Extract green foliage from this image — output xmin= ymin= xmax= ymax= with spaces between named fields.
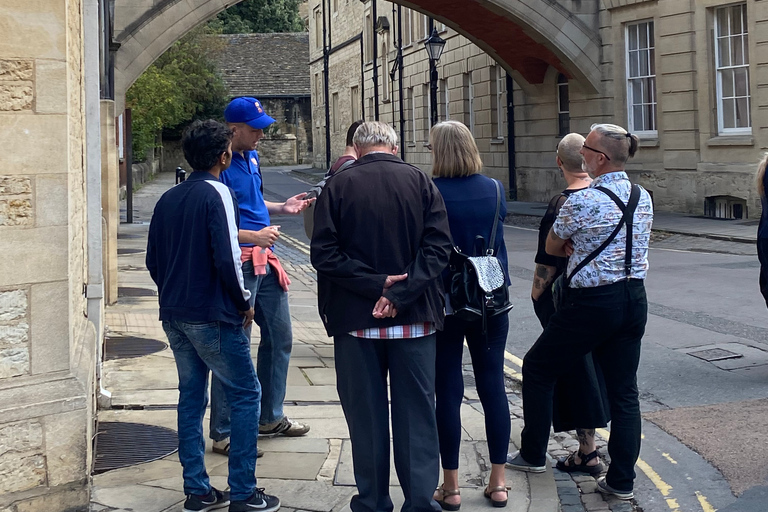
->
xmin=126 ymin=0 xmax=304 ymax=160
xmin=209 ymin=0 xmax=304 ymax=34
xmin=126 ymin=27 xmax=229 ymax=160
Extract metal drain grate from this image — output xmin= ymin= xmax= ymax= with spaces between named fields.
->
xmin=105 ymin=335 xmax=166 ymax=360
xmin=118 ymin=286 xmax=156 ymax=297
xmin=118 ymin=248 xmax=146 ymax=255
xmin=93 ymin=422 xmax=178 ymax=474
xmin=688 ymin=348 xmax=743 ymax=362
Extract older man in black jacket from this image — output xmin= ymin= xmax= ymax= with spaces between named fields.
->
xmin=311 ymin=121 xmax=452 ymax=512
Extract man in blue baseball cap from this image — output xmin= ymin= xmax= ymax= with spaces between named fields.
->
xmin=209 ymin=97 xmax=314 ymax=461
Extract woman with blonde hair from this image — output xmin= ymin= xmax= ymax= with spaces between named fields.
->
xmin=757 ymin=153 xmax=768 ymax=307
xmin=430 ymin=120 xmax=511 ymax=509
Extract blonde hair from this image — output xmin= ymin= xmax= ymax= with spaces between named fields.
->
xmin=430 ymin=121 xmax=483 ymax=178
xmin=757 ymin=153 xmax=768 ymax=197
xmin=557 ymin=133 xmax=586 ymax=172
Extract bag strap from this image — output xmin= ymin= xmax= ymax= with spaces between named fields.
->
xmin=564 ymin=185 xmax=640 ymax=285
xmin=487 ymin=179 xmax=502 ymax=255
xmin=335 ymin=158 xmax=356 ymax=175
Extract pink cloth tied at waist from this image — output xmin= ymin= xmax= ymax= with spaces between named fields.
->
xmin=240 ymin=246 xmax=291 ymax=292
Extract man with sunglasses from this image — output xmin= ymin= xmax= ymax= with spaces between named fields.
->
xmin=507 ymin=123 xmax=653 ymax=501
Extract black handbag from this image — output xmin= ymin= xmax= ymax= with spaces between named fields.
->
xmin=552 ymin=185 xmax=641 ymax=310
xmin=448 ymin=180 xmax=513 ymax=327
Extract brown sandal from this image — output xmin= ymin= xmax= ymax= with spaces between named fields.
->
xmin=484 ymin=486 xmax=508 ymax=508
xmin=435 ymin=485 xmax=461 ymax=511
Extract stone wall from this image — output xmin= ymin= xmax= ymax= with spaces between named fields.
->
xmin=310 ymin=0 xmax=768 ymax=216
xmin=259 ymin=134 xmax=300 ymax=166
xmin=0 ymin=0 xmax=92 ymax=509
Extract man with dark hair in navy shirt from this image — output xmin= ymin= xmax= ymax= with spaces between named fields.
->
xmin=146 ymin=119 xmax=280 ymax=512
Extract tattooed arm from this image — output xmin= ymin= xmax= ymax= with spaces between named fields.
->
xmin=531 ymin=263 xmax=557 ymax=300
xmin=545 ymin=227 xmax=569 ymax=257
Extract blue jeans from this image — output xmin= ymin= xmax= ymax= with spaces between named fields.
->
xmin=435 ymin=313 xmax=510 ymax=468
xmin=210 ymin=260 xmax=293 ymax=440
xmin=163 ymin=319 xmax=260 ymax=501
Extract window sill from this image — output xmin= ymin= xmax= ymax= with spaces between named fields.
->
xmin=706 ymin=135 xmax=754 ymax=147
xmin=638 ymin=138 xmax=659 ymax=148
xmin=407 ymin=143 xmax=417 ymax=148
xmin=490 ymin=138 xmax=505 ymax=145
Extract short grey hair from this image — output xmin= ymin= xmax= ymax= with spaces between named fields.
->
xmin=557 ymin=133 xmax=585 ymax=172
xmin=352 ymin=121 xmax=398 ymax=150
xmin=590 ymin=123 xmax=639 ymax=164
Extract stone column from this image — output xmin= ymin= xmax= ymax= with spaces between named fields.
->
xmin=0 ymin=0 xmax=93 ymax=509
xmin=101 ymin=100 xmax=119 ymax=305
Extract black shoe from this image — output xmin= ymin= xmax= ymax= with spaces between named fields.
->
xmin=229 ymin=488 xmax=281 ymax=512
xmin=183 ymin=488 xmax=229 ymax=512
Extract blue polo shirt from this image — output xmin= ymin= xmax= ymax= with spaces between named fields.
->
xmin=220 ymin=150 xmax=271 ymax=247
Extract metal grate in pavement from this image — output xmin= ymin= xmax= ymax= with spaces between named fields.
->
xmin=93 ymin=422 xmax=178 ymax=474
xmin=105 ymin=335 xmax=166 ymax=360
xmin=118 ymin=286 xmax=156 ymax=297
xmin=688 ymin=347 xmax=743 ymax=362
xmin=118 ymin=248 xmax=145 ymax=255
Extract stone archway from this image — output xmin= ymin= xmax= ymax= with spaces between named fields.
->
xmin=114 ymin=0 xmax=601 ymax=105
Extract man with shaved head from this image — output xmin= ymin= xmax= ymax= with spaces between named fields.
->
xmin=511 ymin=131 xmax=610 ymax=479
xmin=508 ymin=124 xmax=653 ymax=502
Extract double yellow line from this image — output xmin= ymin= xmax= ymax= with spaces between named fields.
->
xmin=503 ymin=351 xmax=717 ymax=512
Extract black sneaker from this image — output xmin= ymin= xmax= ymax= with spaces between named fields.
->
xmin=229 ymin=488 xmax=281 ymax=512
xmin=183 ymin=487 xmax=229 ymax=512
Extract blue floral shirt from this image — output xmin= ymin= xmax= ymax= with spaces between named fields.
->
xmin=552 ymin=172 xmax=653 ymax=288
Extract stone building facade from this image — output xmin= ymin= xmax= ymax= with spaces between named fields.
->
xmin=213 ymin=33 xmax=313 ymax=165
xmin=310 ymin=0 xmax=768 ymax=218
xmin=0 ymin=0 xmax=99 ymax=510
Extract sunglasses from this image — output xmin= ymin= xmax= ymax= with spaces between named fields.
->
xmin=582 ymin=144 xmax=611 ymax=161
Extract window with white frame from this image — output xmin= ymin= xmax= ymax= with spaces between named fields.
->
xmin=626 ymin=20 xmax=657 ymax=135
xmin=421 ymin=13 xmax=429 ymax=40
xmin=402 ymin=9 xmax=412 ymax=46
xmin=492 ymin=65 xmax=506 ymax=139
xmin=557 ymin=74 xmax=570 ymax=136
xmin=467 ymin=73 xmax=475 ymax=135
xmin=439 ymin=78 xmax=449 ymax=121
xmin=406 ymin=87 xmax=415 ymax=143
xmin=715 ymin=3 xmax=750 ymax=134
xmin=364 ymin=11 xmax=373 ymax=62
xmin=332 ymin=92 xmax=339 ymax=133
xmin=382 ymin=37 xmax=390 ymax=101
xmin=351 ymin=86 xmax=360 ymax=122
xmin=423 ymin=84 xmax=430 ymax=137
xmin=314 ymin=8 xmax=322 ymax=49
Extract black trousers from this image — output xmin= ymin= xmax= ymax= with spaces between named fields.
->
xmin=532 ymin=287 xmax=610 ymax=432
xmin=521 ymin=280 xmax=647 ymax=493
xmin=758 ymin=238 xmax=768 ymax=308
xmin=335 ymin=333 xmax=441 ymax=512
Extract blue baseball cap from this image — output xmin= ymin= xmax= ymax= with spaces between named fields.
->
xmin=224 ymin=97 xmax=276 ymax=129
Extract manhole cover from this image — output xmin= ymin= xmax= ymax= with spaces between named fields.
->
xmin=688 ymin=348 xmax=743 ymax=362
xmin=93 ymin=422 xmax=178 ymax=474
xmin=118 ymin=248 xmax=145 ymax=255
xmin=118 ymin=286 xmax=156 ymax=297
xmin=117 ymin=233 xmax=143 ymax=240
xmin=105 ymin=335 xmax=166 ymax=360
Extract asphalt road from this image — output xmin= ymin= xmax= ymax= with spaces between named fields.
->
xmin=262 ymin=165 xmax=768 ymax=512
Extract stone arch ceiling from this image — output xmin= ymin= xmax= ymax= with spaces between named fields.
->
xmin=114 ymin=0 xmax=600 ymax=102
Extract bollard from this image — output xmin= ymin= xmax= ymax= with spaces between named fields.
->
xmin=175 ymin=166 xmax=186 ymax=184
